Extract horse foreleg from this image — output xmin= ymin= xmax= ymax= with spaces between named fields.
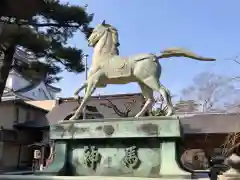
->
xmin=69 ymin=75 xmax=100 ymax=120
xmin=73 ymin=82 xmax=87 ymax=99
xmin=73 ymin=67 xmax=97 ymax=99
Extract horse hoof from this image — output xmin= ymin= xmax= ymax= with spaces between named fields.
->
xmin=135 ymin=114 xmax=141 ymax=118
xmin=69 ymin=116 xmax=77 ymax=121
xmin=73 ymin=95 xmax=80 ymax=101
xmin=166 ymin=108 xmax=174 ymax=116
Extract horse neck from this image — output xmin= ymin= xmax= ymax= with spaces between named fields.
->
xmin=92 ymin=31 xmax=118 ymax=65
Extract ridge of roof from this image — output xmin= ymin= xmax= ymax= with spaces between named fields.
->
xmin=46 ymin=84 xmax=61 ymax=92
xmin=59 ymin=93 xmax=143 ymax=102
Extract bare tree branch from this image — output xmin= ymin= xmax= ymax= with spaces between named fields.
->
xmin=233 ymin=59 xmax=240 ymax=65
xmin=100 ymin=99 xmax=136 ymax=117
xmin=151 ymin=95 xmax=175 ymax=116
xmin=181 ymin=72 xmax=240 ymax=112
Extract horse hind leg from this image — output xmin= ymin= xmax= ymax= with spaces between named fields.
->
xmin=141 ymin=77 xmax=174 ymax=116
xmin=135 ymin=82 xmax=154 ymax=118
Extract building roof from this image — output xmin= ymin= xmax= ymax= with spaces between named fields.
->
xmin=180 ymin=113 xmax=240 ymax=134
xmin=0 ymin=99 xmax=49 ymax=113
xmin=46 ymin=84 xmax=61 ymax=92
xmin=24 ymin=100 xmax=56 ymax=111
xmin=2 ymin=87 xmax=34 ymax=101
xmin=61 ymin=93 xmax=144 ymax=101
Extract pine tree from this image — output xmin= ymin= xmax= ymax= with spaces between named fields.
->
xmin=0 ymin=0 xmax=94 ymax=101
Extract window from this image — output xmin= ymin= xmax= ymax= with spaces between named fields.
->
xmin=14 ymin=107 xmax=19 ymax=123
xmin=193 ymin=155 xmax=199 ymax=161
xmin=26 ymin=111 xmax=31 ymax=121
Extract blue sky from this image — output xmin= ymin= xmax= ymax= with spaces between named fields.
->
xmin=56 ymin=0 xmax=240 ymax=99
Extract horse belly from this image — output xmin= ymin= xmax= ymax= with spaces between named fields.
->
xmin=104 ymin=76 xmax=135 ymax=84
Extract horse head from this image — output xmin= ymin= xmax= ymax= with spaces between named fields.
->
xmin=88 ymin=20 xmax=120 ymax=49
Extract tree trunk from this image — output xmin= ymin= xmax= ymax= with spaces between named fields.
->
xmin=0 ymin=46 xmax=15 ymax=102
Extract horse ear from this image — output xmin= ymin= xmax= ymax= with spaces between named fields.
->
xmin=102 ymin=20 xmax=106 ymax=25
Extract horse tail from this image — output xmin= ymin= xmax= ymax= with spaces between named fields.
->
xmin=156 ymin=48 xmax=216 ymax=61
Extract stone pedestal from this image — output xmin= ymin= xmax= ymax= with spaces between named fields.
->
xmin=38 ymin=116 xmax=191 ymax=179
xmin=0 ymin=116 xmax=192 ymax=179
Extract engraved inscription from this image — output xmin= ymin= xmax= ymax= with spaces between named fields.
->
xmin=83 ymin=146 xmax=101 ymax=170
xmin=122 ymin=146 xmax=140 ymax=169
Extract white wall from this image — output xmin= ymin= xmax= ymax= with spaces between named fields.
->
xmin=5 ymin=75 xmax=13 ymax=90
xmin=19 ymin=82 xmax=52 ymax=100
xmin=8 ymin=70 xmax=29 ymax=91
xmin=6 ymin=70 xmax=54 ymax=100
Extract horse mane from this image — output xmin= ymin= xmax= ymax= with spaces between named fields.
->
xmin=104 ymin=24 xmax=120 ymax=55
